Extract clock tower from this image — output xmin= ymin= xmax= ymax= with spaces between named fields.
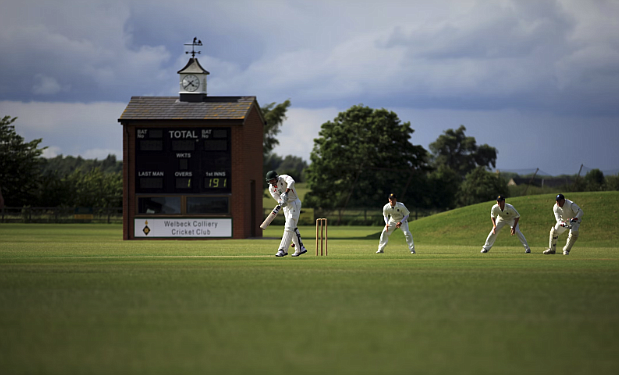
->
xmin=119 ymin=36 xmax=265 ymax=240
xmin=178 ymin=38 xmax=209 ymax=102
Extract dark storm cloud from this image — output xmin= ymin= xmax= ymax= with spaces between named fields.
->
xmin=2 ymin=0 xmax=618 ymax=115
xmin=0 ymin=0 xmax=618 ymax=173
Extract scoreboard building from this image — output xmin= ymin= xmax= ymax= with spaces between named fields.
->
xmin=118 ymin=48 xmax=264 ymax=240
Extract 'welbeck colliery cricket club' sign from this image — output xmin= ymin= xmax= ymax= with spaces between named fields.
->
xmin=134 ymin=218 xmax=232 ymax=238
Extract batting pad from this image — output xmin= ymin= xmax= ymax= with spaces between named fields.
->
xmin=292 ymin=227 xmax=305 ymax=249
xmin=565 ymin=232 xmax=579 ymax=252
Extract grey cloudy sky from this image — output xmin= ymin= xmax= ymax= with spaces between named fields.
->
xmin=1 ymin=0 xmax=618 ymax=175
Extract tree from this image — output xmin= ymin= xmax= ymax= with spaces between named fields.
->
xmin=261 ymin=100 xmax=291 ymax=157
xmin=64 ymin=168 xmax=122 ymax=207
xmin=0 ymin=115 xmax=46 ymax=207
xmin=426 ymin=165 xmax=461 ymax=210
xmin=304 ymin=105 xmax=429 ymax=209
xmin=429 ymin=125 xmax=498 ymax=178
xmin=264 ymin=153 xmax=308 ymax=182
xmin=606 ymin=174 xmax=619 ymax=191
xmin=261 ymin=100 xmax=293 ymax=188
xmin=584 ymin=169 xmax=605 ymax=191
xmin=458 ymin=167 xmax=508 ymax=206
xmin=35 ymin=171 xmax=69 ymax=207
xmin=41 ymin=154 xmax=122 ymax=177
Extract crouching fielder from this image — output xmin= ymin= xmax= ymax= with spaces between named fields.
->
xmin=544 ymin=194 xmax=583 ymax=255
xmin=481 ymin=195 xmax=531 ymax=254
xmin=266 ymin=171 xmax=307 ymax=257
xmin=377 ymin=194 xmax=415 ymax=254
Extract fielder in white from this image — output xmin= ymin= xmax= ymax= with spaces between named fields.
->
xmin=481 ymin=195 xmax=531 ymax=253
xmin=266 ymin=171 xmax=308 ymax=257
xmin=376 ymin=194 xmax=415 ymax=254
xmin=543 ymin=194 xmax=583 ymax=255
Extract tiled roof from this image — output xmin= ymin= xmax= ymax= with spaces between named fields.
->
xmin=177 ymin=58 xmax=210 ymax=75
xmin=118 ymin=96 xmax=257 ymax=121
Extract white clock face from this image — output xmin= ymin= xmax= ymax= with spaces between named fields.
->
xmin=182 ymin=75 xmax=200 ymax=92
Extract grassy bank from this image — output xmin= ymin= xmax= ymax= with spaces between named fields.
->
xmin=410 ymin=191 xmax=619 ymax=248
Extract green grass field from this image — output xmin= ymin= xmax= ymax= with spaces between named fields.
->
xmin=1 ymin=192 xmax=619 ymax=375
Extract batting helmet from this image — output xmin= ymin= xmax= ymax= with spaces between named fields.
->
xmin=265 ymin=170 xmax=278 ymax=181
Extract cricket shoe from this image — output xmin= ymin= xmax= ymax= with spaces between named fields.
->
xmin=543 ymin=248 xmax=556 ymax=254
xmin=376 ymin=249 xmax=384 ymax=254
xmin=525 ymin=248 xmax=531 ymax=254
xmin=275 ymin=249 xmax=288 ymax=257
xmin=480 ymin=248 xmax=489 ymax=253
xmin=291 ymin=247 xmax=308 ymax=257
xmin=563 ymin=250 xmax=570 ymax=255
xmin=410 ymin=248 xmax=416 ymax=254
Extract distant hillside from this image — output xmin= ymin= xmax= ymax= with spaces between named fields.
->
xmin=409 ymin=191 xmax=619 ymax=248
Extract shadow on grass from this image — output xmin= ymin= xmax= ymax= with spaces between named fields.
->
xmin=257 ymin=232 xmax=383 ymax=240
xmin=328 ymin=231 xmax=382 ymax=240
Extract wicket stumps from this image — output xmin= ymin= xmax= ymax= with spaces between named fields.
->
xmin=315 ymin=218 xmax=328 ymax=256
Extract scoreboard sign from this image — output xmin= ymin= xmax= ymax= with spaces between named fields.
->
xmin=134 ymin=218 xmax=232 ymax=238
xmin=135 ymin=127 xmax=231 ymax=194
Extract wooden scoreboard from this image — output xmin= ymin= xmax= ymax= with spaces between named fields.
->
xmin=134 ymin=127 xmax=232 ymax=196
xmin=118 ymin=58 xmax=264 ymax=240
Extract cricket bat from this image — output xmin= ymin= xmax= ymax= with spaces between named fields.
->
xmin=260 ymin=205 xmax=282 ymax=229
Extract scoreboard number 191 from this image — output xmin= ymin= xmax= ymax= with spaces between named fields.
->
xmin=205 ymin=177 xmax=227 ymax=188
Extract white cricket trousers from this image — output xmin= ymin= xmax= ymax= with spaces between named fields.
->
xmin=278 ymin=199 xmax=303 ymax=251
xmin=549 ymin=220 xmax=581 ymax=252
xmin=482 ymin=218 xmax=530 ymax=251
xmin=378 ymin=221 xmax=415 ymax=252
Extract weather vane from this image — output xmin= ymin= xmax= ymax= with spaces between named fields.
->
xmin=184 ymin=37 xmax=202 ymax=58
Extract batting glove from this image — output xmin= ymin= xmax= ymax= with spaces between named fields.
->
xmin=281 ymin=192 xmax=289 ymax=203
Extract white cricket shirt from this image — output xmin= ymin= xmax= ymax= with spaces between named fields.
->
xmin=491 ymin=203 xmax=520 ymax=221
xmin=553 ymin=199 xmax=583 ymax=223
xmin=382 ymin=202 xmax=410 ymax=224
xmin=269 ymin=174 xmax=299 ymax=202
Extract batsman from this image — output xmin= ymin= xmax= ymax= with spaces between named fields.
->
xmin=266 ymin=171 xmax=308 ymax=257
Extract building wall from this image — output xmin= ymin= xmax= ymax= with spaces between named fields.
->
xmin=230 ymin=125 xmax=244 ymax=238
xmin=244 ymin=105 xmax=265 ymax=238
xmin=230 ymin=104 xmax=264 ymax=238
xmin=122 ymin=125 xmax=135 ymax=240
